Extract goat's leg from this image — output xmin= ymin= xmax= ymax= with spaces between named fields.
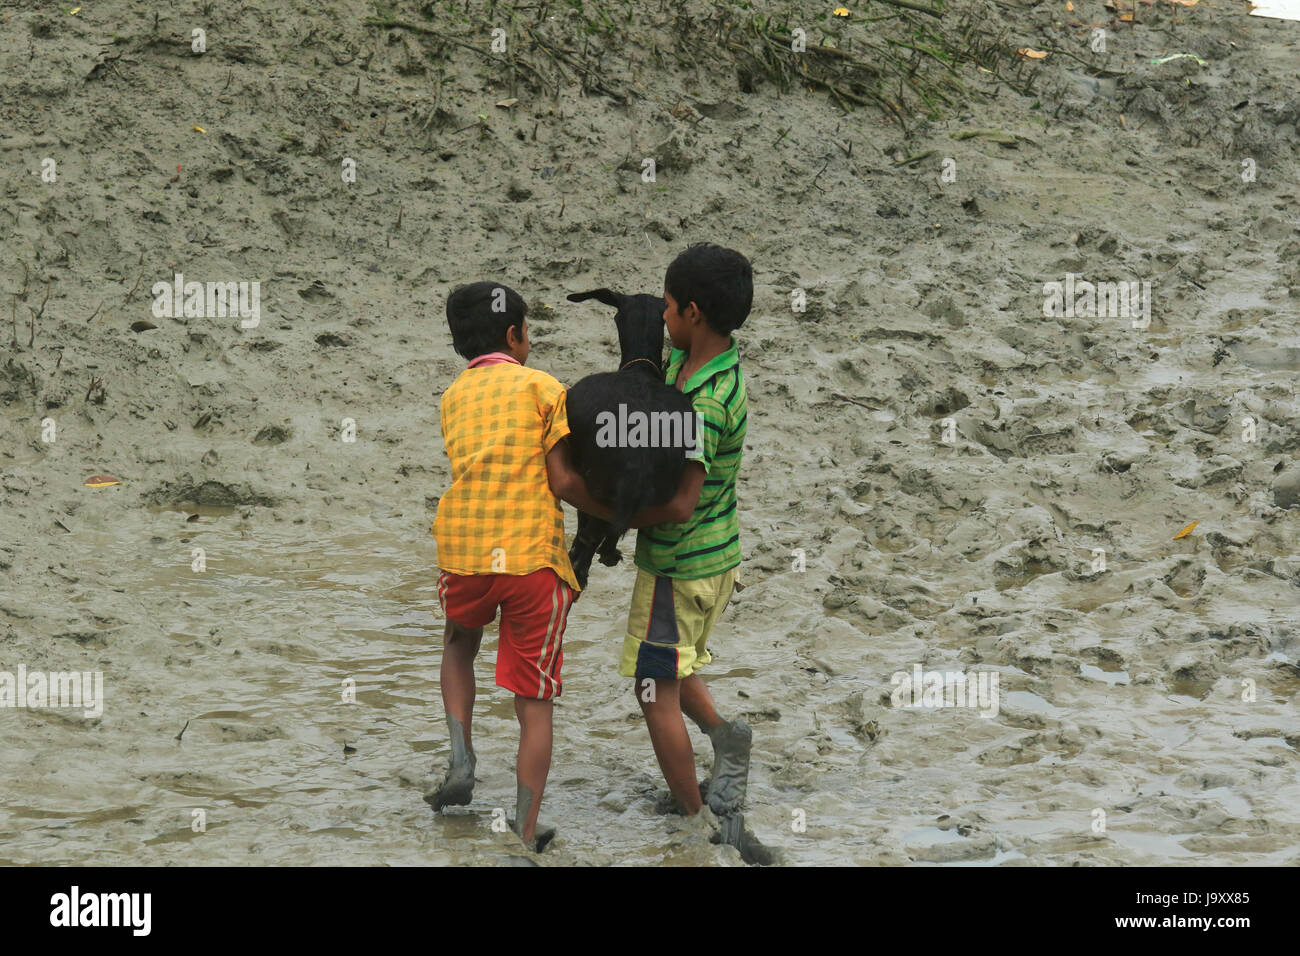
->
xmin=596 ymin=527 xmax=625 ymax=567
xmin=568 ymin=510 xmax=609 ymax=591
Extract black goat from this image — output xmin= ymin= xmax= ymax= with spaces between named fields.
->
xmin=564 ymin=289 xmax=696 ymax=590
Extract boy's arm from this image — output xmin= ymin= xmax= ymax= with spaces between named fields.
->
xmin=545 ymin=439 xmax=615 ymax=522
xmin=627 ymin=462 xmax=705 ymax=528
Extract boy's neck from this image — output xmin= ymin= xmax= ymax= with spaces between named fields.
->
xmin=679 ymin=329 xmax=731 ymax=383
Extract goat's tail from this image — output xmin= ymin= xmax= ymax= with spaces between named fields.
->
xmin=609 ymin=483 xmax=642 ymax=536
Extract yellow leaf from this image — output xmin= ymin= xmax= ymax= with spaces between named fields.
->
xmin=69 ymin=6 xmax=81 ymax=14
xmin=1173 ymin=521 xmax=1198 ymax=539
xmin=1066 ymin=0 xmax=1074 ymax=8
xmin=833 ymin=7 xmax=851 ymax=16
xmin=1018 ymin=48 xmax=1049 ymax=59
xmin=193 ymin=125 xmax=207 ymax=133
xmin=84 ymin=475 xmax=121 ymax=487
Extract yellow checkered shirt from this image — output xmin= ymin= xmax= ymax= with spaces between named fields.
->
xmin=432 ymin=363 xmax=580 ymax=591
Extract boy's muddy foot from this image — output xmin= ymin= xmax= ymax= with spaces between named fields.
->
xmin=706 ymin=719 xmax=752 ymax=816
xmin=426 ymin=715 xmax=475 ymax=811
xmin=509 ymin=818 xmax=557 ymax=853
xmin=670 ymin=805 xmax=720 ymax=840
xmin=424 ymin=751 xmax=476 ymax=811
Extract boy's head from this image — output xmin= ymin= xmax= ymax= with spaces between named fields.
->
xmin=663 ymin=244 xmax=752 ymax=349
xmin=446 ymin=281 xmax=529 ymax=363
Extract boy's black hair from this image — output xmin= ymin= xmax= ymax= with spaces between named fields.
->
xmin=445 ymin=281 xmax=527 ymax=360
xmin=664 ymin=243 xmax=753 ymax=336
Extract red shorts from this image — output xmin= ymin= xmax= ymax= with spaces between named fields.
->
xmin=436 ymin=567 xmax=575 ymax=700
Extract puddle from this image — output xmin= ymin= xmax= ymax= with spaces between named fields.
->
xmin=1002 ymin=691 xmax=1059 ymax=715
xmin=903 ymin=825 xmax=966 ymax=846
xmin=146 ymin=504 xmax=239 ymax=518
xmin=1166 ymin=679 xmax=1215 ymax=701
xmin=1199 ymin=787 xmax=1251 ymax=818
xmin=1080 ymin=663 xmax=1131 ymax=686
xmin=923 ymin=848 xmax=1026 ymax=867
xmin=1108 ymin=830 xmax=1197 ymax=859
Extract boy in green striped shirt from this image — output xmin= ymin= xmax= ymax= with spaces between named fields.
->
xmin=619 ymin=244 xmax=753 ymax=845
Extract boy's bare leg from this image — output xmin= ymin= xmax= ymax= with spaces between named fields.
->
xmin=509 ymin=696 xmax=556 ymax=851
xmin=426 ymin=619 xmax=482 ymax=810
xmin=680 ymin=673 xmax=723 ymax=732
xmin=637 ymin=678 xmax=704 ymax=815
xmin=680 ymin=674 xmax=752 ymax=817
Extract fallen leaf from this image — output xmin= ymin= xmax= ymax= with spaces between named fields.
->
xmin=1173 ymin=521 xmax=1198 ymax=539
xmin=84 ymin=475 xmax=121 ymax=487
xmin=1018 ymin=48 xmax=1049 ymax=58
xmin=495 ymin=98 xmax=519 ymax=108
xmin=193 ymin=125 xmax=207 ymax=133
xmin=1066 ymin=0 xmax=1074 ymax=8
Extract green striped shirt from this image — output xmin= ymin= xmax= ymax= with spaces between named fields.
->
xmin=635 ymin=338 xmax=746 ymax=579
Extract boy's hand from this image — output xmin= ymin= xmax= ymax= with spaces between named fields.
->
xmin=628 ymin=462 xmax=704 ymax=528
xmin=545 ymin=439 xmax=614 ymax=521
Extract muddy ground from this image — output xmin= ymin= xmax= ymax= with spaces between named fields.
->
xmin=1 ymin=0 xmax=1298 ymax=865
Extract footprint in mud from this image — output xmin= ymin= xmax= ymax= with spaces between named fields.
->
xmin=904 ymin=822 xmax=999 ymax=863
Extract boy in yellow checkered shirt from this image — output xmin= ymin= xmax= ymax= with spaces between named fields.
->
xmin=426 ymin=281 xmax=609 ymax=852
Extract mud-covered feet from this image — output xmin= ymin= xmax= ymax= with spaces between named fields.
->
xmin=424 ymin=751 xmax=476 ymax=811
xmin=706 ymin=719 xmax=752 ymax=816
xmin=509 ymin=818 xmax=557 ymax=853
xmin=670 ymin=805 xmax=720 ymax=840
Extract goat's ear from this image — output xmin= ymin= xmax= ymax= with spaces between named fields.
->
xmin=567 ymin=289 xmax=623 ymax=309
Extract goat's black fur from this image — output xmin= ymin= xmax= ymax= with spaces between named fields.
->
xmin=565 ymin=289 xmax=693 ymax=590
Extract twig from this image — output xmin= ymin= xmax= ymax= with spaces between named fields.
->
xmin=29 ymin=280 xmax=50 ymax=347
xmin=364 ymin=17 xmax=552 ymax=95
xmin=831 ymin=392 xmax=883 ymax=410
xmin=870 ymin=0 xmax=944 ymax=16
xmin=123 ymin=263 xmax=144 ymax=304
xmin=895 ymin=148 xmax=937 ymax=165
xmin=804 ymin=157 xmax=832 ymax=193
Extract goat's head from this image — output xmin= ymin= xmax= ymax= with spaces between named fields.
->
xmin=567 ymin=288 xmax=667 ymax=375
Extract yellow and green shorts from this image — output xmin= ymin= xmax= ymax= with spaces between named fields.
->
xmin=618 ymin=566 xmax=736 ymax=680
